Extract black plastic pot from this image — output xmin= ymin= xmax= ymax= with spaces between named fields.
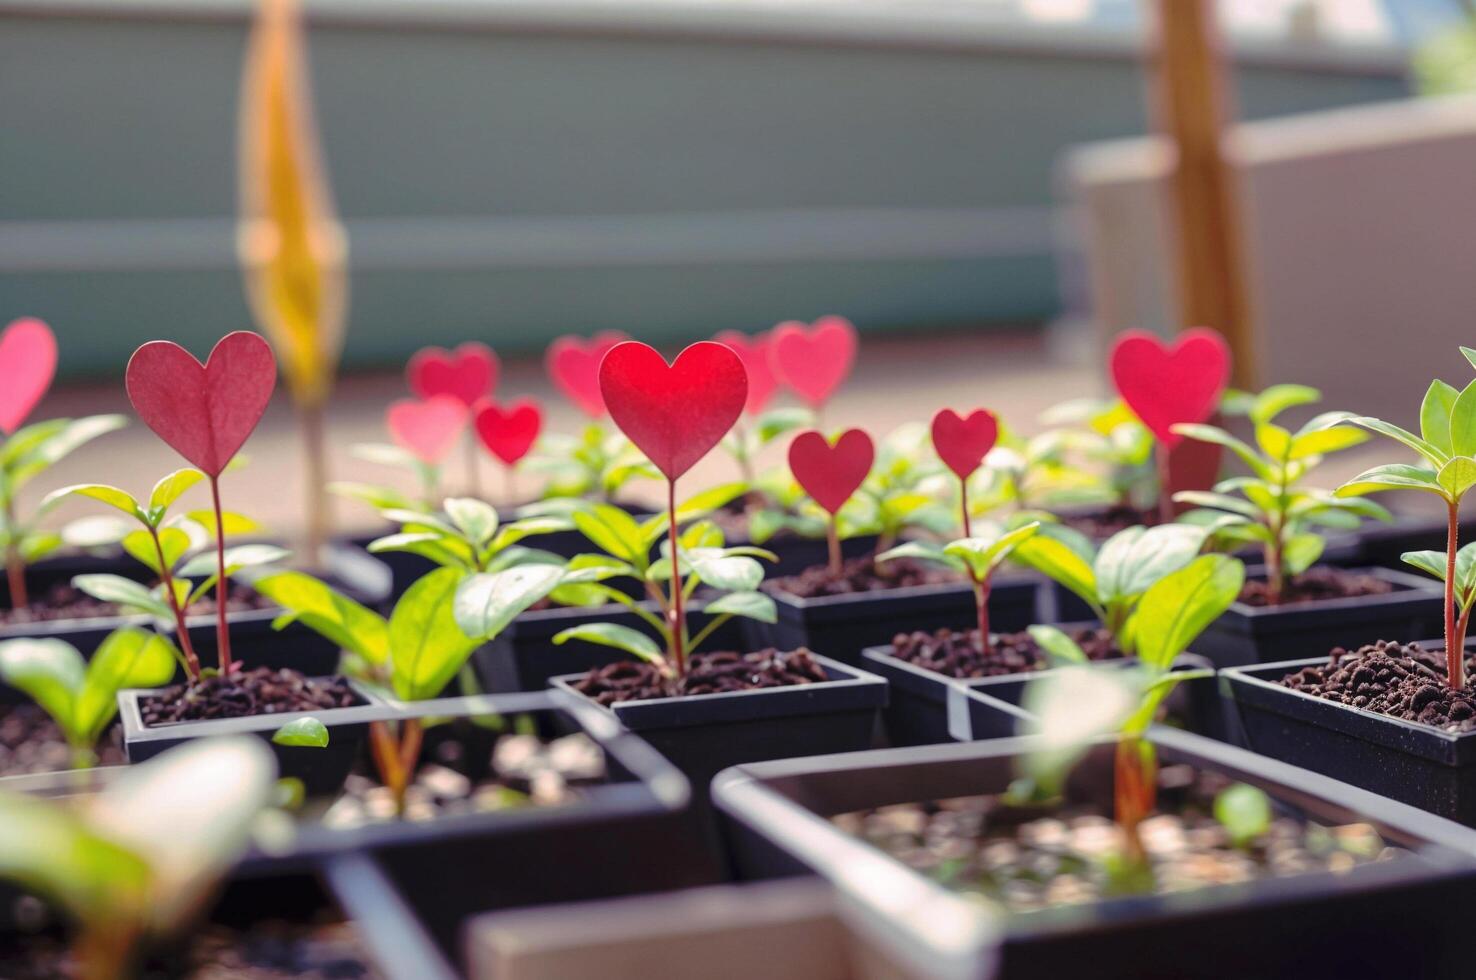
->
xmin=713 ymin=728 xmax=1476 ymax=980
xmin=750 ymin=531 xmax=879 ymax=579
xmin=742 ymin=574 xmax=1042 ymax=669
xmin=1191 ymin=565 xmax=1442 ymax=669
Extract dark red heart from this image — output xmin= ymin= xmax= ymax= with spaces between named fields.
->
xmin=126 ymin=331 xmax=277 ymax=476
xmin=931 ymin=408 xmax=998 ymax=480
xmin=474 ymin=398 xmax=543 ymax=466
xmin=599 ymin=341 xmax=748 ymax=481
xmin=407 ymin=342 xmax=498 ymax=407
xmin=546 ymin=331 xmax=630 ymax=418
xmin=770 ymin=316 xmax=857 ymax=409
xmin=387 ymin=395 xmax=468 ymax=465
xmin=789 ymin=428 xmax=874 ymax=515
xmin=714 ymin=329 xmax=778 ymax=415
xmin=1109 ymin=328 xmax=1230 ymax=448
xmin=0 ymin=318 xmax=57 ymax=435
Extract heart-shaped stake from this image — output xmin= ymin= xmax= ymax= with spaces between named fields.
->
xmin=407 ymin=342 xmax=499 ymax=495
xmin=0 ymin=318 xmax=57 ymax=435
xmin=789 ymin=428 xmax=874 ymax=574
xmin=546 ymin=331 xmax=631 ymax=418
xmin=713 ymin=329 xmax=779 ymax=416
xmin=388 ymin=395 xmax=468 ymax=467
xmin=770 ymin=316 xmax=857 ymax=413
xmin=126 ymin=331 xmax=278 ymax=674
xmin=931 ymin=408 xmax=999 ymax=537
xmin=474 ymin=398 xmax=543 ymax=500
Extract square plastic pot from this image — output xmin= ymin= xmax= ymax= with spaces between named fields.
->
xmin=713 ymin=728 xmax=1476 ymax=980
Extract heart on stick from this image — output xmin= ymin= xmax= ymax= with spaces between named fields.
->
xmin=931 ymin=408 xmax=998 ymax=480
xmin=1109 ymin=328 xmax=1230 ymax=448
xmin=0 ymin=318 xmax=58 ymax=435
xmin=714 ymin=329 xmax=778 ymax=415
xmin=126 ymin=331 xmax=277 ymax=476
xmin=387 ymin=395 xmax=468 ymax=465
xmin=546 ymin=331 xmax=631 ymax=418
xmin=599 ymin=341 xmax=748 ymax=481
xmin=408 ymin=342 xmax=499 ymax=407
xmin=789 ymin=428 xmax=874 ymax=515
xmin=770 ymin=316 xmax=857 ymax=409
xmin=474 ymin=398 xmax=543 ymax=466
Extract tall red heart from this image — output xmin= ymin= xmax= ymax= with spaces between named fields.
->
xmin=770 ymin=316 xmax=857 ymax=409
xmin=599 ymin=341 xmax=747 ymax=482
xmin=407 ymin=342 xmax=498 ymax=407
xmin=789 ymin=429 xmax=874 ymax=515
xmin=714 ymin=329 xmax=778 ymax=415
xmin=474 ymin=398 xmax=543 ymax=466
xmin=387 ymin=395 xmax=468 ymax=465
xmin=546 ymin=331 xmax=631 ymax=418
xmin=0 ymin=318 xmax=57 ymax=435
xmin=1109 ymin=328 xmax=1230 ymax=448
xmin=125 ymin=332 xmax=277 ymax=476
xmin=931 ymin=408 xmax=998 ymax=480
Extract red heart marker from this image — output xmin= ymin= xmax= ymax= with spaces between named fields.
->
xmin=387 ymin=395 xmax=468 ymax=465
xmin=0 ymin=318 xmax=57 ymax=435
xmin=546 ymin=331 xmax=631 ymax=418
xmin=714 ymin=329 xmax=778 ymax=415
xmin=1110 ymin=328 xmax=1230 ymax=448
xmin=599 ymin=341 xmax=748 ymax=481
xmin=474 ymin=398 xmax=543 ymax=466
xmin=931 ymin=408 xmax=999 ymax=480
xmin=407 ymin=342 xmax=498 ymax=407
xmin=789 ymin=428 xmax=874 ymax=514
xmin=770 ymin=316 xmax=857 ymax=409
xmin=126 ymin=331 xmax=277 ymax=476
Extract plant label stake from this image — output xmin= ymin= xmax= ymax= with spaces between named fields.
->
xmin=126 ymin=331 xmax=277 ymax=673
xmin=769 ymin=316 xmax=857 ymax=422
xmin=0 ymin=318 xmax=57 ymax=436
xmin=473 ymin=397 xmax=543 ymax=500
xmin=932 ymin=407 xmax=999 ymax=640
xmin=408 ymin=342 xmax=498 ymax=496
xmin=387 ymin=395 xmax=469 ymax=502
xmin=789 ymin=428 xmax=874 ymax=575
xmin=714 ymin=329 xmax=779 ymax=486
xmin=1109 ymin=328 xmax=1230 ymax=523
xmin=600 ymin=341 xmax=748 ymax=674
xmin=547 ymin=331 xmax=631 ymax=418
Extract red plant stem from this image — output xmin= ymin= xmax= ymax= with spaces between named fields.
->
xmin=827 ymin=514 xmax=842 ymax=577
xmin=959 ymin=476 xmax=973 ymax=539
xmin=504 ymin=463 xmax=516 ymax=504
xmin=3 ymin=494 xmax=26 ymax=610
xmin=666 ymin=478 xmax=687 ymax=677
xmin=1156 ymin=445 xmax=1174 ymax=526
xmin=208 ymin=475 xmax=233 ymax=674
xmin=1447 ymin=499 xmax=1464 ymax=691
xmin=148 ymin=526 xmax=201 ymax=681
xmin=466 ymin=432 xmax=480 ymax=499
xmin=1114 ymin=737 xmax=1155 ymax=863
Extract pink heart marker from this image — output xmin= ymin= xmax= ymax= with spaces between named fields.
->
xmin=713 ymin=329 xmax=779 ymax=415
xmin=0 ymin=318 xmax=58 ymax=435
xmin=387 ymin=395 xmax=468 ymax=465
xmin=407 ymin=342 xmax=499 ymax=407
xmin=546 ymin=331 xmax=631 ymax=418
xmin=599 ymin=341 xmax=748 ymax=481
xmin=1109 ymin=328 xmax=1230 ymax=448
xmin=770 ymin=316 xmax=857 ymax=409
xmin=474 ymin=398 xmax=543 ymax=466
xmin=789 ymin=428 xmax=874 ymax=514
xmin=931 ymin=409 xmax=999 ymax=481
xmin=126 ymin=331 xmax=277 ymax=476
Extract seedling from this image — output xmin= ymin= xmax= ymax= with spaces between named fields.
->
xmin=1332 ymin=348 xmax=1476 ymax=689
xmin=966 ymin=423 xmax=1113 ymax=517
xmin=1039 ymin=397 xmax=1157 ymax=512
xmin=1172 ymin=384 xmax=1386 ymax=604
xmin=408 ymin=342 xmax=498 ymax=495
xmin=367 ymin=497 xmax=570 ymax=575
xmin=0 ymin=629 xmax=176 ymax=768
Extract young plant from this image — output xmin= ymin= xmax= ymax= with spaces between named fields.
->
xmin=1172 ymin=384 xmax=1386 ymax=604
xmin=1039 ymin=397 xmax=1157 ymax=512
xmin=367 ymin=497 xmax=571 ymax=575
xmin=0 ymin=737 xmax=275 ymax=980
xmin=0 ymin=629 xmax=176 ymax=768
xmin=1332 ymin=348 xmax=1476 ymax=690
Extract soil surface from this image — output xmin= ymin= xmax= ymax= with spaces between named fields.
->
xmin=571 ymin=648 xmax=828 ymax=704
xmin=0 ymin=704 xmax=126 ymax=776
xmin=891 ymin=626 xmax=1120 ymax=680
xmin=834 ymin=765 xmax=1401 ymax=914
xmin=0 ymin=581 xmax=273 ymax=626
xmin=1238 ymin=566 xmax=1394 ymax=608
xmin=1280 ymin=641 xmax=1476 ymax=732
xmin=141 ymin=668 xmax=358 ymax=726
xmin=1056 ymin=504 xmax=1158 ymax=540
xmin=767 ymin=555 xmax=959 ymax=599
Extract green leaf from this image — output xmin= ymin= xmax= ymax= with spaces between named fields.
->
xmin=389 ymin=567 xmax=483 ymax=701
xmin=876 ymin=540 xmax=966 ymax=573
xmin=1249 ymin=384 xmax=1320 ymax=425
xmin=59 ymin=517 xmax=130 ymax=550
xmin=1169 ymin=490 xmax=1261 ymax=521
xmin=1287 ymin=425 xmax=1367 ymax=461
xmin=74 ymin=628 xmax=176 ymax=743
xmin=944 ymin=522 xmax=1041 ymax=582
xmin=250 ymin=571 xmax=390 ymax=664
xmin=1345 ymin=416 xmax=1449 ymax=467
xmin=1017 ymin=667 xmax=1140 ymax=798
xmin=1026 ymin=625 xmax=1088 ymax=666
xmin=148 ymin=469 xmax=205 ymax=514
xmin=1438 ymin=456 xmax=1476 ymax=500
xmin=1254 ymin=423 xmax=1291 ymax=462
xmin=1010 ymin=525 xmax=1098 ymax=609
xmin=71 ymin=574 xmax=171 ymax=619
xmin=0 ymin=638 xmax=84 ymax=736
xmin=1132 ymin=555 xmax=1245 ymax=671
xmin=1463 ymin=347 xmax=1476 ymax=372
xmin=1421 ymin=380 xmax=1460 ymax=456
xmin=7 ymin=415 xmax=127 ymax=490
xmin=1215 ymin=783 xmax=1272 ymax=848
xmin=444 ymin=498 xmax=499 ymax=546
xmin=19 ymin=531 xmax=64 ymax=563
xmin=42 ymin=483 xmax=140 ymax=520
xmin=1169 ymin=424 xmax=1270 ymax=479
xmin=755 ymin=408 xmax=812 ymax=443
xmin=368 ymin=532 xmax=471 ymax=570
xmin=1281 ymin=533 xmax=1325 ymax=576
xmin=553 ymin=622 xmax=664 ymax=664
xmin=685 ymin=550 xmax=764 ymax=592
xmin=184 ymin=511 xmax=262 ymax=538
xmin=673 ymin=483 xmax=747 ymax=522
xmin=1336 ymin=463 xmax=1446 ymax=499
xmin=1093 ymin=524 xmax=1207 ymax=605
xmin=272 ymin=717 xmax=329 ymax=748
xmin=699 ymin=591 xmax=776 ymax=624
xmin=1452 ymin=378 xmax=1476 ymax=459
xmin=177 ymin=544 xmax=289 ymax=580
xmin=574 ymin=505 xmax=647 ymax=563
xmin=454 ymin=564 xmax=565 ymax=642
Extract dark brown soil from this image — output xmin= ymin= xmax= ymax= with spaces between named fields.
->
xmin=1239 ymin=566 xmax=1394 ymax=608
xmin=141 ymin=668 xmax=358 ymax=726
xmin=571 ymin=648 xmax=828 ymax=705
xmin=0 ymin=704 xmax=126 ymax=776
xmin=1056 ymin=504 xmax=1158 ymax=540
xmin=1280 ymin=640 xmax=1476 ymax=732
xmin=767 ymin=555 xmax=958 ymax=599
xmin=891 ymin=626 xmax=1121 ymax=680
xmin=0 ymin=581 xmax=273 ymax=626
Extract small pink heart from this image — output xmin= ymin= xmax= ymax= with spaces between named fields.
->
xmin=714 ymin=329 xmax=779 ymax=415
xmin=931 ymin=409 xmax=999 ymax=481
xmin=474 ymin=398 xmax=543 ymax=466
xmin=546 ymin=331 xmax=631 ymax=417
xmin=789 ymin=428 xmax=874 ymax=514
xmin=126 ymin=332 xmax=277 ymax=476
xmin=599 ymin=341 xmax=748 ymax=481
xmin=1110 ymin=328 xmax=1230 ymax=448
xmin=0 ymin=318 xmax=57 ymax=435
xmin=387 ymin=395 xmax=468 ymax=465
xmin=407 ymin=342 xmax=499 ymax=407
xmin=770 ymin=316 xmax=857 ymax=409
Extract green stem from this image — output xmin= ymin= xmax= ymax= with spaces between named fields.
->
xmin=1447 ymin=498 xmax=1464 ymax=690
xmin=148 ymin=525 xmax=201 ymax=681
xmin=687 ymin=612 xmax=732 ymax=655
